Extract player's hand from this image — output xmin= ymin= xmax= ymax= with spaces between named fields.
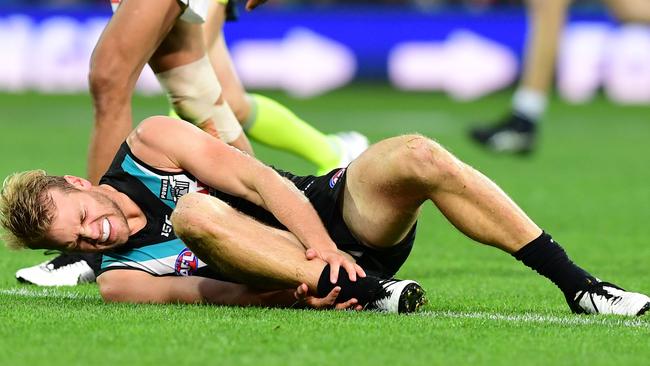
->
xmin=305 ymin=248 xmax=366 ymax=283
xmin=294 ymin=283 xmax=362 ymax=310
xmin=245 ymin=0 xmax=267 ymax=10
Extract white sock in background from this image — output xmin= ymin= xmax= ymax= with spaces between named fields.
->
xmin=512 ymin=88 xmax=547 ymax=122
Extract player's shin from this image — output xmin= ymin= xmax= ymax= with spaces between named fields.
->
xmin=155 ymin=56 xmax=244 ymax=145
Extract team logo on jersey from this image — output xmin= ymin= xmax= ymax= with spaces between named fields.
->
xmin=329 ymin=168 xmax=346 ymax=188
xmin=174 ymin=248 xmax=199 ymax=276
xmin=160 ymin=176 xmax=191 ymax=203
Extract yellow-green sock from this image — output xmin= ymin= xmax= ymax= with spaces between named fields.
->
xmin=169 ymin=109 xmax=181 ymax=120
xmin=244 ymin=94 xmax=342 ymax=174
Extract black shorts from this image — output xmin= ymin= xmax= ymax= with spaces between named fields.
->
xmin=225 ymin=0 xmax=239 ymax=22
xmin=214 ymin=168 xmax=416 ymax=278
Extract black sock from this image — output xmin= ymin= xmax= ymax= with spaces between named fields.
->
xmin=317 ymin=265 xmax=382 ymax=306
xmin=513 ymin=232 xmax=596 ymax=298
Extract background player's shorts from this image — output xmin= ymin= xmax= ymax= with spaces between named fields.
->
xmin=224 ymin=0 xmax=239 ymax=22
xmin=110 ymin=0 xmax=211 ymax=24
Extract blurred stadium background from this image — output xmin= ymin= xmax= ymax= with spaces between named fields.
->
xmin=1 ymin=0 xmax=650 ymax=103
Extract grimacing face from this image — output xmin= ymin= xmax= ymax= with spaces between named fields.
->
xmin=43 ymin=187 xmax=130 ymax=252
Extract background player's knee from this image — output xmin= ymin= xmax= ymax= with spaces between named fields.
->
xmin=88 ymin=55 xmax=130 ymax=119
xmin=156 ymin=56 xmax=243 ymax=142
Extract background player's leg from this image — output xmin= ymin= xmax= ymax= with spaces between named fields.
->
xmin=87 ymin=0 xmax=182 ymax=184
xmin=469 ymin=0 xmax=570 ymax=154
xmin=605 ymin=0 xmax=650 ymax=22
xmin=518 ymin=0 xmax=570 ymax=102
xmin=343 ymin=135 xmax=540 ymax=252
xmin=151 ymin=19 xmax=253 ymax=154
xmin=201 ymin=1 xmax=363 ymax=173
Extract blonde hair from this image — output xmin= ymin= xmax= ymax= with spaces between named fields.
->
xmin=0 ymin=170 xmax=75 ymax=250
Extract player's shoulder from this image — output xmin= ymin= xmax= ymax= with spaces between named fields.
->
xmin=135 ymin=116 xmax=191 ymax=138
xmin=131 ymin=116 xmax=199 ymax=147
xmin=127 ymin=116 xmax=197 ymax=167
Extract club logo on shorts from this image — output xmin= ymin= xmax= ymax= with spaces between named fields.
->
xmin=329 ymin=168 xmax=346 ymax=188
xmin=174 ymin=248 xmax=199 ymax=276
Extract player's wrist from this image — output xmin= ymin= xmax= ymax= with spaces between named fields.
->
xmin=312 ymin=243 xmax=338 ymax=256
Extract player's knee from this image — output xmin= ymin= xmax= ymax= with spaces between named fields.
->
xmin=88 ymin=58 xmax=126 ymax=101
xmin=397 ymin=134 xmax=462 ymax=183
xmin=171 ymin=193 xmax=206 ymax=238
xmin=172 ymin=193 xmax=231 ymax=242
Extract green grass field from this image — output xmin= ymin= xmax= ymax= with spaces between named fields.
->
xmin=1 ymin=86 xmax=649 ymax=365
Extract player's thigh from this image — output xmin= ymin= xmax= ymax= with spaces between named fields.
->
xmin=92 ymin=0 xmax=181 ymax=73
xmin=149 ymin=20 xmax=206 ymax=73
xmin=342 ymin=136 xmax=424 ymax=248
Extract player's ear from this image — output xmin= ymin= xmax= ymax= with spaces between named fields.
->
xmin=63 ymin=175 xmax=92 ymax=190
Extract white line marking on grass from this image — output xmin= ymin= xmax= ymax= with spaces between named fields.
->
xmin=419 ymin=310 xmax=649 ymax=328
xmin=1 ymin=288 xmax=647 ymax=328
xmin=0 ymin=288 xmax=99 ymax=300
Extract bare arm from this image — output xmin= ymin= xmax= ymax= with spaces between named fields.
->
xmin=97 ymin=270 xmax=359 ymax=309
xmin=129 ymin=117 xmax=364 ymax=282
xmin=97 ymin=269 xmax=296 ymax=306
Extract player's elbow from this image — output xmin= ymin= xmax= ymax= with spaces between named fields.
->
xmin=97 ymin=274 xmax=127 ymax=303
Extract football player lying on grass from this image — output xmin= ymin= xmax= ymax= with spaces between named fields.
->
xmin=2 ymin=116 xmax=649 ymax=315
